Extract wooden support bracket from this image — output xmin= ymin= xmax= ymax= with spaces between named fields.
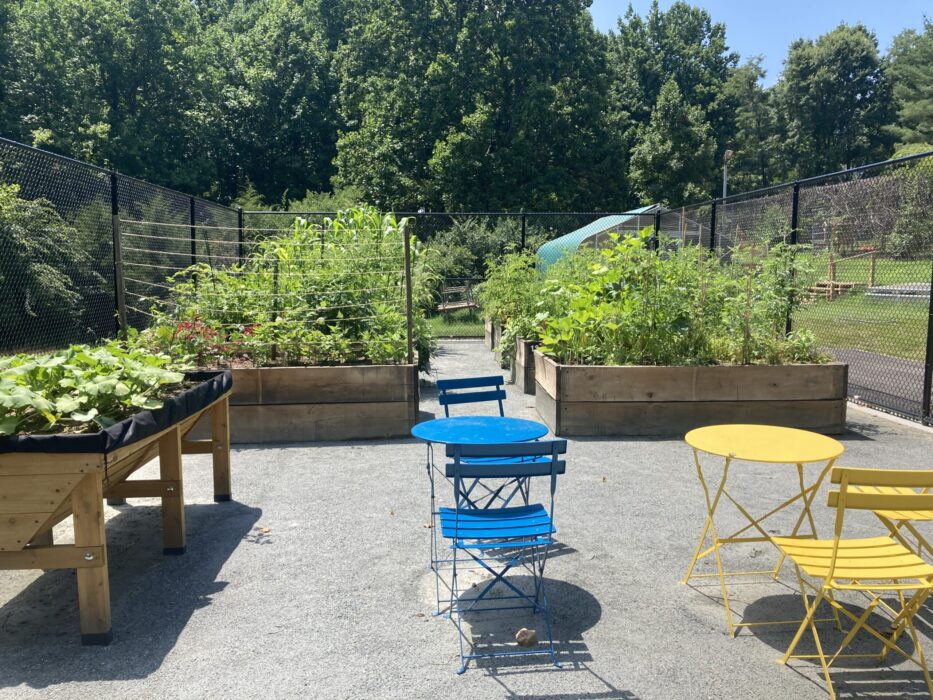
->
xmin=105 ymin=480 xmax=181 ymax=499
xmin=0 ymin=545 xmax=105 ymax=570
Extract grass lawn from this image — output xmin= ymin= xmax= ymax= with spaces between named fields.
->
xmin=426 ymin=307 xmax=484 ymax=337
xmin=798 ymin=252 xmax=931 ymax=286
xmin=794 ymin=291 xmax=929 ymax=361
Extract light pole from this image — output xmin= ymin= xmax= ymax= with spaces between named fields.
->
xmin=722 ymin=149 xmax=734 ymax=200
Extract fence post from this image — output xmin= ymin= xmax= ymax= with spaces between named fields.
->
xmin=403 ymin=225 xmax=414 ymax=366
xmin=922 ymin=255 xmax=933 ymax=425
xmin=110 ymin=173 xmax=127 ymax=334
xmin=520 ymin=211 xmax=527 ymax=250
xmin=652 ymin=209 xmax=661 ymax=250
xmin=237 ymin=207 xmax=244 ymax=262
xmin=189 ymin=196 xmax=197 ymax=288
xmin=709 ymin=200 xmax=717 ymax=251
xmin=790 ymin=182 xmax=800 ymax=245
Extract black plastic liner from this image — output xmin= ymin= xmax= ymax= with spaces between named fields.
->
xmin=0 ymin=370 xmax=232 ymax=455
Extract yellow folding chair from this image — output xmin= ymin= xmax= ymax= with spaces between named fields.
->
xmin=848 ymin=484 xmax=933 ymax=560
xmin=771 ymin=467 xmax=933 ymax=699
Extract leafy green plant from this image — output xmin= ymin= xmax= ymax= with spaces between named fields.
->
xmin=485 ymin=228 xmax=825 ymax=367
xmin=0 ymin=337 xmax=188 ymax=436
xmin=135 ymin=208 xmax=435 ymax=370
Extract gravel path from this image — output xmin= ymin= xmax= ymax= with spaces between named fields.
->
xmin=2 ymin=340 xmax=933 ymax=698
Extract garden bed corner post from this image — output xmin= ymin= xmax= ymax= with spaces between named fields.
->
xmin=72 ymin=472 xmax=112 ymax=645
xmin=211 ymin=396 xmax=232 ymax=501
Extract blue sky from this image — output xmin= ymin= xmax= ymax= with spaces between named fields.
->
xmin=588 ymin=0 xmax=930 ymax=85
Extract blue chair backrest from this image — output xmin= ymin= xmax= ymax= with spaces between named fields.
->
xmin=446 ymin=441 xmax=567 ymax=515
xmin=436 ymin=375 xmax=506 ymax=417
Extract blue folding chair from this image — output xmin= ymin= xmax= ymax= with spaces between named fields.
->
xmin=437 ymin=376 xmax=506 ymax=417
xmin=441 ymin=440 xmax=567 ymax=674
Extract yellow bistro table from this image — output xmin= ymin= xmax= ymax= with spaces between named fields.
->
xmin=683 ymin=424 xmax=845 ymax=636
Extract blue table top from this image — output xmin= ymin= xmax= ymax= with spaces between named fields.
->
xmin=411 ymin=416 xmax=548 ymax=444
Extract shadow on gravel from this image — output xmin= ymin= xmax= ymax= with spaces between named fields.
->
xmin=0 ymin=501 xmax=261 ymax=689
xmin=745 ymin=593 xmax=933 ymax=699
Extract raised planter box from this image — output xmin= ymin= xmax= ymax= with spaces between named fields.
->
xmin=534 ymin=351 xmax=847 ymax=436
xmin=511 ymin=338 xmax=537 ymax=395
xmin=484 ymin=318 xmax=503 ymax=351
xmin=191 ymin=364 xmax=418 ymax=443
xmin=0 ymin=371 xmax=233 ymax=645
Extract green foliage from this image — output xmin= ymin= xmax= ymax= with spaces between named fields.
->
xmin=775 ymin=23 xmax=896 ymax=176
xmin=629 ymin=80 xmax=717 ymax=204
xmin=486 ymin=229 xmax=824 ymax=367
xmin=887 ymin=20 xmax=933 ymax=148
xmin=0 ymin=338 xmax=187 ymax=436
xmin=135 ymin=208 xmax=435 ymax=370
xmin=0 ymin=184 xmax=105 ymax=349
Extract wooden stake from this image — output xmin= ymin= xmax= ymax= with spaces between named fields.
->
xmin=72 ymin=473 xmax=111 ymax=645
xmin=159 ymin=426 xmax=185 ymax=555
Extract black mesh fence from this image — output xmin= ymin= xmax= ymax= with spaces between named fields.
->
xmin=4 ymin=136 xmax=931 ymax=423
xmin=0 ymin=138 xmax=115 ymax=353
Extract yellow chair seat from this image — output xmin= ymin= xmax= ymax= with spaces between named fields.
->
xmin=849 ymin=485 xmax=933 ymax=521
xmin=772 ymin=535 xmax=933 ymax=583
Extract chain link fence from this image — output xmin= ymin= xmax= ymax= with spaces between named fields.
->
xmin=659 ymin=152 xmax=933 ymax=424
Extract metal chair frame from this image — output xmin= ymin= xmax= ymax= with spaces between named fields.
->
xmin=441 ymin=440 xmax=567 ymax=674
xmin=772 ymin=466 xmax=933 ymax=699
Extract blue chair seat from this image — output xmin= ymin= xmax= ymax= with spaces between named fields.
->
xmin=439 ymin=504 xmax=554 ymax=548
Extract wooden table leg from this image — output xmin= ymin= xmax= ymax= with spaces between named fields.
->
xmin=159 ymin=425 xmax=186 ymax=555
xmin=72 ymin=472 xmax=112 ymax=645
xmin=211 ymin=397 xmax=232 ymax=502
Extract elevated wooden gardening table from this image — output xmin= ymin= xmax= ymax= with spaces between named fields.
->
xmin=0 ymin=370 xmax=233 ymax=645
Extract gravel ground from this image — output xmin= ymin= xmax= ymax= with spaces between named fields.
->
xmin=3 ymin=340 xmax=933 ymax=699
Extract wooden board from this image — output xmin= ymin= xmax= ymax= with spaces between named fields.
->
xmin=227 ymin=364 xmax=416 ymax=405
xmin=533 ymin=351 xmax=845 ymax=403
xmin=220 ymin=401 xmax=417 ymax=443
xmin=552 ymin=399 xmax=847 ymax=436
xmin=513 ymin=339 xmax=536 ymax=395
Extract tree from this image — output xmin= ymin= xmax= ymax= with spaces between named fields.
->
xmin=775 ymin=23 xmax=896 ymax=177
xmin=334 ymin=0 xmax=626 ymax=211
xmin=197 ymin=0 xmax=337 ymax=202
xmin=628 ymin=79 xmax=716 ymax=204
xmin=887 ymin=20 xmax=933 ymax=148
xmin=720 ymin=58 xmax=782 ymax=190
xmin=608 ymin=0 xmax=738 ymax=196
xmin=4 ymin=0 xmax=216 ymax=192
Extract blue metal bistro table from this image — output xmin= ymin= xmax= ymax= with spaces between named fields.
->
xmin=413 ymin=417 xmax=547 ymax=545
xmin=413 ymin=416 xmax=549 ymax=614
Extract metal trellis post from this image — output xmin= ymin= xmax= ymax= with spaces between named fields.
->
xmin=237 ymin=207 xmax=245 ymax=261
xmin=520 ymin=211 xmax=527 ymax=250
xmin=709 ymin=201 xmax=717 ymax=251
xmin=403 ymin=224 xmax=414 ymax=366
xmin=922 ymin=254 xmax=933 ymax=425
xmin=110 ymin=173 xmax=127 ymax=334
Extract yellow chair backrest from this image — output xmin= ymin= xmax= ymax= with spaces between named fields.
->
xmin=828 ymin=467 xmax=933 ymax=512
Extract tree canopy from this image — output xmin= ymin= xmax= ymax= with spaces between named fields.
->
xmin=0 ymin=0 xmax=928 ymax=209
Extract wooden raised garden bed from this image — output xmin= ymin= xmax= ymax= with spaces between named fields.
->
xmin=0 ymin=370 xmax=233 ymax=645
xmin=484 ymin=318 xmax=503 ymax=351
xmin=511 ymin=338 xmax=537 ymax=395
xmin=191 ymin=364 xmax=418 ymax=443
xmin=534 ymin=351 xmax=847 ymax=436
